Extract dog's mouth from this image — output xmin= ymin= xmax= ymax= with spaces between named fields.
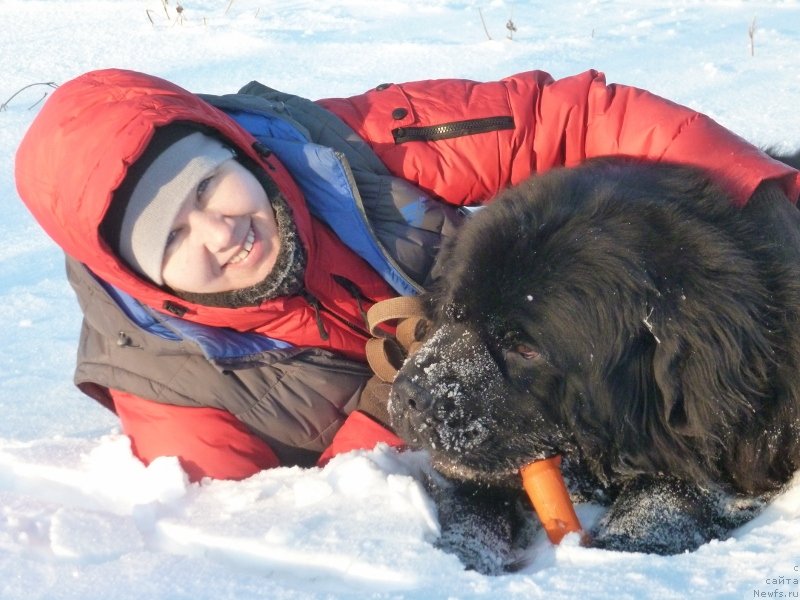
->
xmin=392 ymin=412 xmax=468 ymax=452
xmin=396 ymin=401 xmax=565 ymax=488
xmin=392 ymin=408 xmax=538 ymax=486
xmin=429 ymin=452 xmax=521 ymax=486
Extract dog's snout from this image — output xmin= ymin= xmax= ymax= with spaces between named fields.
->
xmin=392 ymin=374 xmax=435 ymax=414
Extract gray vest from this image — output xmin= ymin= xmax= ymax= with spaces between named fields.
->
xmin=70 ymin=257 xmax=371 ymax=466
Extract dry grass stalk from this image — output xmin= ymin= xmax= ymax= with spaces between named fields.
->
xmin=1 ymin=82 xmax=58 ymax=111
xmin=478 ymin=8 xmax=492 ymax=40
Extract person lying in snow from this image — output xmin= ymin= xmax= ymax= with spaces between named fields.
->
xmin=14 ymin=68 xmax=800 ymax=484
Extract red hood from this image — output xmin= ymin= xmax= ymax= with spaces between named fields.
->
xmin=15 ymin=69 xmax=325 ymax=329
xmin=16 ymin=69 xmax=396 ymax=357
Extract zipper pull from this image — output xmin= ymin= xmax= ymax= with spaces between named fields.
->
xmin=303 ymin=292 xmax=329 ymax=341
xmin=333 ymin=275 xmax=370 ymax=329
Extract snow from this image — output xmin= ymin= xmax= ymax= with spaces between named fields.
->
xmin=2 ymin=0 xmax=800 ymax=598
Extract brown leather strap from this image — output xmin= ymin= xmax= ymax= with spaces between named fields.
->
xmin=366 ymin=296 xmax=425 ymax=336
xmin=365 ymin=338 xmax=405 ymax=382
xmin=365 ymin=297 xmax=427 ymax=382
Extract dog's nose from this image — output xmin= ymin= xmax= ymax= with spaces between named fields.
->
xmin=392 ymin=373 xmax=435 ymax=414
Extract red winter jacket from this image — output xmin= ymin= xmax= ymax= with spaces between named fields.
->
xmin=15 ymin=69 xmax=800 ymax=482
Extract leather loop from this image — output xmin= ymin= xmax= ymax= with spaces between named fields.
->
xmin=366 ymin=296 xmax=425 ymax=336
xmin=365 ymin=297 xmax=428 ymax=382
xmin=366 ymin=338 xmax=406 ymax=382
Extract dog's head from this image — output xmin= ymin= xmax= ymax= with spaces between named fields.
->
xmin=389 ymin=160 xmax=779 ymax=486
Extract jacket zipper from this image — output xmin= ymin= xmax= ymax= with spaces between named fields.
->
xmin=392 ymin=116 xmax=515 ymax=144
xmin=332 ymin=275 xmax=370 ymax=329
xmin=302 ymin=291 xmax=330 ymax=341
xmin=302 ymin=279 xmax=373 ymax=343
xmin=331 ymin=150 xmax=424 ymax=295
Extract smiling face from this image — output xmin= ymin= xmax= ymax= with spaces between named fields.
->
xmin=160 ymin=158 xmax=281 ymax=294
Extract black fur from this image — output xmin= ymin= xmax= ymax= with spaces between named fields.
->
xmin=390 ymin=158 xmax=800 ymax=557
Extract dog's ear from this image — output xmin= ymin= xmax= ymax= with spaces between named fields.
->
xmin=606 ymin=328 xmax=661 ymax=418
xmin=650 ymin=335 xmax=692 ymax=433
xmin=640 ymin=304 xmax=696 ymax=434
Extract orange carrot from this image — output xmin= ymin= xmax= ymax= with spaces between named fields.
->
xmin=520 ymin=455 xmax=583 ymax=544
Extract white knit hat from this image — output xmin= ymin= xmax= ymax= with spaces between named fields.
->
xmin=115 ymin=131 xmax=234 ymax=284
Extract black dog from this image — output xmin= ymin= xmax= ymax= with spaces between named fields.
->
xmin=389 ymin=157 xmax=800 ymax=560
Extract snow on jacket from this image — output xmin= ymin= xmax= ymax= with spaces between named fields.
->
xmin=14 ymin=68 xmax=800 ymax=482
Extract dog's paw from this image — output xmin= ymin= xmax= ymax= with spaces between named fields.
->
xmin=427 ymin=475 xmax=537 ymax=574
xmin=435 ymin=518 xmax=521 ymax=575
xmin=589 ymin=476 xmax=728 ymax=554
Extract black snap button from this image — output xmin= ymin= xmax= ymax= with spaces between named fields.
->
xmin=391 ymin=108 xmax=408 ymax=120
xmin=376 ymin=83 xmax=391 ymax=91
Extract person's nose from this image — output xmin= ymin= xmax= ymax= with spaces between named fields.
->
xmin=187 ymin=209 xmax=235 ymax=253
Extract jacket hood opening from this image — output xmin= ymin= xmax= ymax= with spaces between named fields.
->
xmin=15 ymin=68 xmax=316 ymax=325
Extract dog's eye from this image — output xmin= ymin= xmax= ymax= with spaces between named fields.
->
xmin=513 ymin=343 xmax=540 ymax=361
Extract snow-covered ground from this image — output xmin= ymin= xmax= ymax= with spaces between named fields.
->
xmin=2 ymin=1 xmax=800 ymax=598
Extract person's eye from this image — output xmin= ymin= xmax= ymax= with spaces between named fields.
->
xmin=165 ymin=228 xmax=179 ymax=249
xmin=196 ymin=175 xmax=213 ymax=203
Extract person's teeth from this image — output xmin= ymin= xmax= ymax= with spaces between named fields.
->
xmin=229 ymin=227 xmax=255 ymax=265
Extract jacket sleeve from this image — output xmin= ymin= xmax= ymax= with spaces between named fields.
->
xmin=111 ymin=389 xmax=280 ymax=482
xmin=318 ymin=69 xmax=800 ymax=207
xmin=111 ymin=386 xmax=405 ymax=480
xmin=317 ymin=410 xmax=406 ymax=467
